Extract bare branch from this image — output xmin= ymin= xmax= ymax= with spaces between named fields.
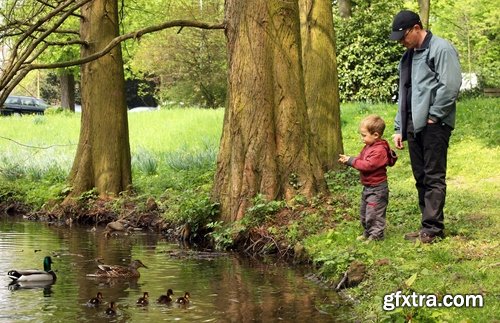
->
xmin=35 ymin=0 xmax=85 ymax=19
xmin=43 ymin=39 xmax=87 ymax=47
xmin=1 ymin=0 xmax=91 ymax=100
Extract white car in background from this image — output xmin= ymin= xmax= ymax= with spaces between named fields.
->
xmin=128 ymin=106 xmax=159 ymax=113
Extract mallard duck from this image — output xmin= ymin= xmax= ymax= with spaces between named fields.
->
xmin=157 ymin=289 xmax=174 ymax=304
xmin=176 ymin=291 xmax=190 ymax=304
xmin=7 ymin=256 xmax=56 ymax=282
xmin=136 ymin=292 xmax=149 ymax=306
xmin=87 ymin=292 xmax=103 ymax=306
xmin=86 ymin=259 xmax=148 ymax=278
xmin=105 ymin=302 xmax=117 ymax=316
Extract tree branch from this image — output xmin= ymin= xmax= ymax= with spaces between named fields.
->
xmin=30 ymin=20 xmax=225 ymax=70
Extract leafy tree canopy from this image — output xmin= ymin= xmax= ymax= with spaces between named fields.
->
xmin=127 ymin=0 xmax=226 ymax=108
xmin=431 ymin=0 xmax=499 ymax=87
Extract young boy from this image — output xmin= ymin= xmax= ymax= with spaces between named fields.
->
xmin=338 ymin=115 xmax=397 ymax=241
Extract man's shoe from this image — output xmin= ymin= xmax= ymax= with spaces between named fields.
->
xmin=404 ymin=231 xmax=421 ymax=241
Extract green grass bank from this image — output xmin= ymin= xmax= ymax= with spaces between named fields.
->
xmin=307 ymin=97 xmax=499 ymax=321
xmin=0 ymin=98 xmax=498 ymax=321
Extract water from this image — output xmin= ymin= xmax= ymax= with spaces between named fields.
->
xmin=0 ymin=218 xmax=348 ymax=322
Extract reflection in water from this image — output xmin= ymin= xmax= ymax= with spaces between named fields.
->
xmin=0 ymin=217 xmax=350 ymax=322
xmin=8 ymin=280 xmax=54 ymax=298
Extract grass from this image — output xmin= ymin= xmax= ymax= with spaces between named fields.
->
xmin=0 ymin=108 xmax=224 ymax=206
xmin=0 ymin=98 xmax=498 ymax=321
xmin=305 ymin=97 xmax=499 ymax=322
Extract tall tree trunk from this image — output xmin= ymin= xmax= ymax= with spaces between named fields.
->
xmin=418 ymin=0 xmax=430 ymax=29
xmin=299 ymin=0 xmax=343 ymax=171
xmin=66 ymin=0 xmax=131 ymax=200
xmin=214 ymin=0 xmax=327 ymax=222
xmin=338 ymin=0 xmax=352 ymax=19
xmin=60 ymin=71 xmax=75 ymax=111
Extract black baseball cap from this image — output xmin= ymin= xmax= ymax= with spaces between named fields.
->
xmin=389 ymin=10 xmax=421 ymax=41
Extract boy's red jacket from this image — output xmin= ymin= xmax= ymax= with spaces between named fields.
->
xmin=346 ymin=139 xmax=393 ymax=186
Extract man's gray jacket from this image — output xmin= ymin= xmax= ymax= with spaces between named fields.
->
xmin=394 ymin=32 xmax=462 ymax=140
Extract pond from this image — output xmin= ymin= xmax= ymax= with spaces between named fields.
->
xmin=0 ymin=217 xmax=349 ymax=322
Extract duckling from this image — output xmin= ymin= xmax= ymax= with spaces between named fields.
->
xmin=176 ymin=291 xmax=190 ymax=305
xmin=157 ymin=289 xmax=174 ymax=304
xmin=136 ymin=292 xmax=149 ymax=306
xmin=8 ymin=256 xmax=56 ymax=282
xmin=87 ymin=259 xmax=148 ymax=278
xmin=105 ymin=302 xmax=117 ymax=316
xmin=87 ymin=292 xmax=103 ymax=307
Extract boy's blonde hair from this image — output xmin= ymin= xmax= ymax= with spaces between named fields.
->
xmin=360 ymin=114 xmax=386 ymax=136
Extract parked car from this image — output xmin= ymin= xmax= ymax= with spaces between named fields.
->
xmin=0 ymin=95 xmax=49 ymax=115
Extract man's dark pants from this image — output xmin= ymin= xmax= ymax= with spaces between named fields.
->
xmin=407 ymin=122 xmax=452 ymax=237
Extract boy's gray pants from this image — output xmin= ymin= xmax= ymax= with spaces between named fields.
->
xmin=360 ymin=181 xmax=388 ymax=239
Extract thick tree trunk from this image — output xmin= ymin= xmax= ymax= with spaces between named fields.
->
xmin=60 ymin=71 xmax=75 ymax=111
xmin=66 ymin=0 xmax=131 ymax=200
xmin=299 ymin=0 xmax=343 ymax=171
xmin=214 ymin=0 xmax=327 ymax=222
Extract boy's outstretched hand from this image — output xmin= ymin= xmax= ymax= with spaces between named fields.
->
xmin=338 ymin=154 xmax=350 ymax=164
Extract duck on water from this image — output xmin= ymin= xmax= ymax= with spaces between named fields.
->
xmin=7 ymin=256 xmax=56 ymax=283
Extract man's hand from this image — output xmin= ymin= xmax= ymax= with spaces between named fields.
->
xmin=392 ymin=134 xmax=404 ymax=150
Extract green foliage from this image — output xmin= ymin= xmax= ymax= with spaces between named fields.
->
xmin=325 ymin=167 xmax=359 ymax=194
xmin=129 ymin=0 xmax=226 ymax=108
xmin=306 ymin=229 xmax=374 ymax=276
xmin=164 ymin=142 xmax=217 ymax=171
xmin=0 ymin=98 xmax=498 ymax=321
xmin=432 ymin=0 xmax=500 ymax=88
xmin=162 ymin=186 xmax=219 ymax=236
xmin=133 ymin=147 xmax=158 ymax=175
xmin=0 ymin=156 xmax=25 ymax=180
xmin=205 ymin=220 xmax=247 ymax=251
xmin=305 ymin=98 xmax=500 ymax=322
xmin=245 ymin=194 xmax=286 ymax=226
xmin=334 ymin=1 xmax=405 ymax=102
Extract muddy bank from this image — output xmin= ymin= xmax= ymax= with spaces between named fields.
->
xmin=0 ymin=194 xmax=351 ymax=267
xmin=0 ymin=197 xmax=299 ymax=259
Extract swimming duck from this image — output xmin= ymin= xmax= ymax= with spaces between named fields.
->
xmin=136 ymin=292 xmax=149 ymax=306
xmin=105 ymin=302 xmax=117 ymax=316
xmin=157 ymin=289 xmax=174 ymax=304
xmin=7 ymin=256 xmax=56 ymax=282
xmin=176 ymin=291 xmax=190 ymax=304
xmin=87 ymin=259 xmax=148 ymax=278
xmin=87 ymin=292 xmax=103 ymax=306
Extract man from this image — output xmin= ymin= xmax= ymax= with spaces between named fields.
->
xmin=390 ymin=10 xmax=461 ymax=243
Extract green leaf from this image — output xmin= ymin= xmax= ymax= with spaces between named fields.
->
xmin=404 ymin=273 xmax=418 ymax=288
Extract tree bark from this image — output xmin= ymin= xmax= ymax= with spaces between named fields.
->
xmin=418 ymin=0 xmax=430 ymax=29
xmin=66 ymin=0 xmax=131 ymax=200
xmin=299 ymin=0 xmax=343 ymax=171
xmin=214 ymin=0 xmax=327 ymax=222
xmin=60 ymin=71 xmax=75 ymax=111
xmin=338 ymin=0 xmax=352 ymax=19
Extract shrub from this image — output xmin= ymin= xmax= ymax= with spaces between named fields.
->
xmin=334 ymin=1 xmax=404 ymax=102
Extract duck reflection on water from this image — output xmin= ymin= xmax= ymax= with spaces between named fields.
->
xmin=8 ymin=280 xmax=54 ymax=297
